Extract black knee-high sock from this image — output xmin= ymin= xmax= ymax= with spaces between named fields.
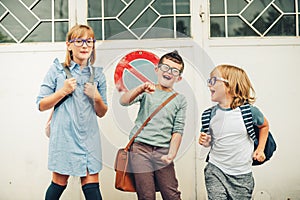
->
xmin=82 ymin=183 xmax=102 ymax=200
xmin=45 ymin=181 xmax=67 ymax=200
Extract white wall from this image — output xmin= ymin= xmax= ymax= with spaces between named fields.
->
xmin=0 ymin=38 xmax=299 ymax=200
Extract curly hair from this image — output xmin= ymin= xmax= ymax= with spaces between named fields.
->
xmin=212 ymin=64 xmax=256 ymax=109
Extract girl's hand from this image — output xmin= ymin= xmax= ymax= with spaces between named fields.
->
xmin=253 ymin=150 xmax=266 ymax=163
xmin=84 ymin=82 xmax=98 ymax=99
xmin=198 ymin=132 xmax=211 ymax=147
xmin=141 ymin=82 xmax=155 ymax=94
xmin=161 ymin=154 xmax=174 ymax=164
xmin=62 ymin=78 xmax=77 ymax=95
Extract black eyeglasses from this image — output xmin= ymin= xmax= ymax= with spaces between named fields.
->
xmin=158 ymin=64 xmax=182 ymax=77
xmin=69 ymin=38 xmax=95 ymax=47
xmin=207 ymin=76 xmax=229 ymax=86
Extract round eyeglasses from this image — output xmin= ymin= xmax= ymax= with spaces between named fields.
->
xmin=207 ymin=76 xmax=229 ymax=86
xmin=69 ymin=38 xmax=95 ymax=47
xmin=158 ymin=64 xmax=181 ymax=77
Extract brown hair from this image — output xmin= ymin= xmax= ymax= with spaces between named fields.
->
xmin=159 ymin=50 xmax=185 ymax=73
xmin=64 ymin=24 xmax=96 ymax=66
xmin=212 ymin=64 xmax=256 ymax=109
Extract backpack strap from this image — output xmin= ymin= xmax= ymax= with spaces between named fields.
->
xmin=88 ymin=66 xmax=95 ymax=84
xmin=62 ymin=64 xmax=72 ymax=79
xmin=239 ymin=103 xmax=258 ymax=145
xmin=201 ymin=107 xmax=213 ymax=133
xmin=54 ymin=63 xmax=73 ymax=109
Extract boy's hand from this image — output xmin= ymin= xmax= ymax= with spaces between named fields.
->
xmin=198 ymin=132 xmax=211 ymax=147
xmin=161 ymin=154 xmax=174 ymax=164
xmin=141 ymin=82 xmax=155 ymax=94
xmin=62 ymin=78 xmax=77 ymax=95
xmin=253 ymin=150 xmax=266 ymax=162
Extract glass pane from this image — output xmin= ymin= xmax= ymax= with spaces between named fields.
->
xmin=55 ymin=22 xmax=68 ymax=41
xmin=2 ymin=0 xmax=38 ymax=28
xmin=104 ymin=19 xmax=132 ymax=39
xmin=274 ymin=0 xmax=295 ymax=12
xmin=227 ymin=0 xmax=247 ymax=14
xmin=228 ymin=16 xmax=257 ymax=36
xmin=241 ymin=0 xmax=273 ymax=23
xmin=253 ymin=5 xmax=281 ymax=34
xmin=267 ymin=15 xmax=296 ymax=36
xmin=210 ymin=17 xmax=225 ymax=37
xmin=23 ymin=22 xmax=51 ymax=42
xmin=176 ymin=0 xmax=190 ymax=14
xmin=1 ymin=13 xmax=27 ymax=40
xmin=210 ymin=0 xmax=224 ymax=14
xmin=176 ymin=17 xmax=190 ymax=37
xmin=0 ymin=27 xmax=15 ymax=43
xmin=104 ymin=0 xmax=125 ymax=17
xmin=88 ymin=0 xmax=102 ymax=18
xmin=131 ymin=8 xmax=159 ymax=32
xmin=143 ymin=17 xmax=174 ymax=38
xmin=119 ymin=0 xmax=152 ymax=26
xmin=152 ymin=0 xmax=173 ymax=15
xmin=0 ymin=4 xmax=6 ymax=16
xmin=22 ymin=0 xmax=36 ymax=7
xmin=55 ymin=0 xmax=68 ymax=19
xmin=32 ymin=0 xmax=51 ymax=19
xmin=88 ymin=20 xmax=103 ymax=40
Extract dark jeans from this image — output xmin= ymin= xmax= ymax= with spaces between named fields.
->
xmin=130 ymin=142 xmax=181 ymax=200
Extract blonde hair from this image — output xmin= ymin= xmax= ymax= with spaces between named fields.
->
xmin=64 ymin=24 xmax=96 ymax=66
xmin=212 ymin=64 xmax=256 ymax=109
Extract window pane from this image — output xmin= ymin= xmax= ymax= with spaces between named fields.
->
xmin=227 ymin=0 xmax=247 ymax=14
xmin=274 ymin=1 xmax=295 ymax=12
xmin=210 ymin=17 xmax=225 ymax=37
xmin=55 ymin=22 xmax=68 ymax=41
xmin=0 ymin=27 xmax=15 ymax=43
xmin=22 ymin=0 xmax=36 ymax=7
xmin=88 ymin=0 xmax=102 ymax=18
xmin=253 ymin=5 xmax=281 ymax=34
xmin=210 ymin=0 xmax=224 ymax=14
xmin=104 ymin=19 xmax=132 ymax=40
xmin=87 ymin=0 xmax=191 ymax=40
xmin=176 ymin=0 xmax=190 ymax=14
xmin=1 ymin=13 xmax=27 ymax=40
xmin=228 ymin=17 xmax=257 ymax=36
xmin=88 ymin=20 xmax=103 ymax=40
xmin=32 ymin=0 xmax=51 ymax=19
xmin=119 ymin=0 xmax=152 ymax=26
xmin=209 ymin=0 xmax=298 ymax=37
xmin=152 ymin=0 xmax=173 ymax=15
xmin=55 ymin=0 xmax=68 ymax=19
xmin=23 ymin=22 xmax=51 ymax=42
xmin=267 ymin=15 xmax=296 ymax=36
xmin=177 ymin=17 xmax=190 ymax=37
xmin=2 ymin=0 xmax=38 ymax=28
xmin=0 ymin=0 xmax=69 ymax=43
xmin=104 ymin=0 xmax=125 ymax=17
xmin=241 ymin=0 xmax=273 ymax=23
xmin=143 ymin=17 xmax=174 ymax=38
xmin=131 ymin=8 xmax=159 ymax=34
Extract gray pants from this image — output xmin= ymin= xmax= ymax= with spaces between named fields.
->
xmin=204 ymin=162 xmax=254 ymax=200
xmin=129 ymin=142 xmax=181 ymax=200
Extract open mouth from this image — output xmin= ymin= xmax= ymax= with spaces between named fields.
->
xmin=163 ymin=74 xmax=172 ymax=80
xmin=210 ymin=89 xmax=215 ymax=96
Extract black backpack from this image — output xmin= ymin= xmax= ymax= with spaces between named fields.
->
xmin=201 ymin=103 xmax=277 ymax=166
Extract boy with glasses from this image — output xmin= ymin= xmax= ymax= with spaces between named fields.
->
xmin=119 ymin=50 xmax=187 ymax=200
